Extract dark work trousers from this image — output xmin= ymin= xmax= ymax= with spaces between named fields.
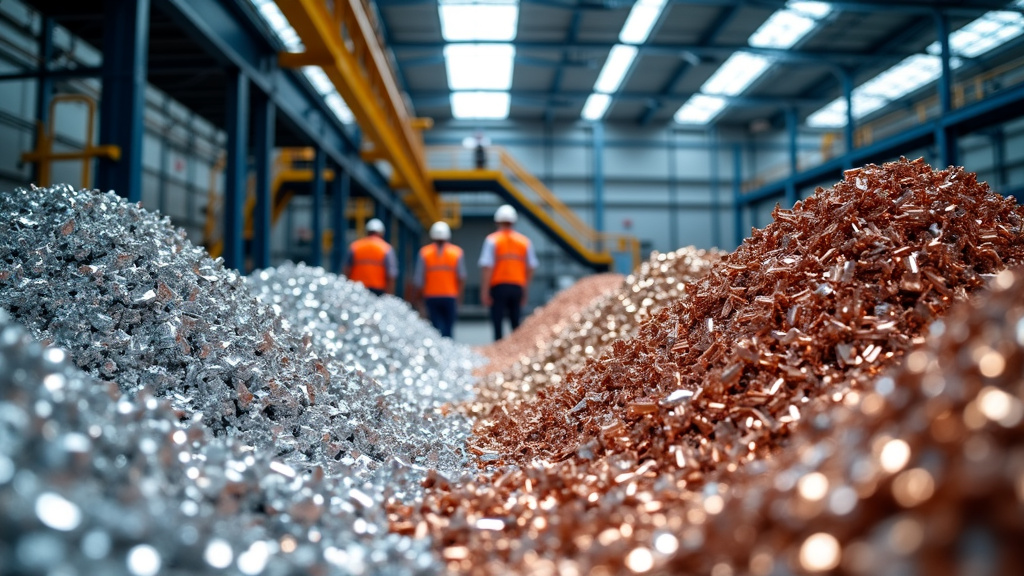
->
xmin=369 ymin=288 xmax=385 ymax=297
xmin=489 ymin=283 xmax=523 ymax=341
xmin=425 ymin=297 xmax=457 ymax=338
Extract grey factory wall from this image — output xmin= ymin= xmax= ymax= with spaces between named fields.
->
xmin=0 ymin=1 xmax=224 ymax=248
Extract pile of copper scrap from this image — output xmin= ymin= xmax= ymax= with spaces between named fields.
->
xmin=466 ymin=247 xmax=721 ymax=415
xmin=392 ymin=158 xmax=1024 ymax=574
xmin=475 ymin=272 xmax=625 ymax=377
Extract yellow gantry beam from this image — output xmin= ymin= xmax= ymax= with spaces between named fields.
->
xmin=276 ymin=0 xmax=441 ymax=226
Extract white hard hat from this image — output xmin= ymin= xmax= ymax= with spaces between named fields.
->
xmin=429 ymin=221 xmax=451 ymax=241
xmin=494 ymin=204 xmax=518 ymax=224
xmin=366 ymin=218 xmax=385 ymax=234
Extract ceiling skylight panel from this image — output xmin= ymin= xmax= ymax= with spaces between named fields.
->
xmin=439 ymin=0 xmax=519 ymax=41
xmin=594 ymin=45 xmax=638 ymax=94
xmin=444 ymin=44 xmax=515 ymax=90
xmin=701 ymin=52 xmax=772 ymax=96
xmin=805 ymin=99 xmax=847 ymax=128
xmin=673 ymin=94 xmax=728 ymax=124
xmin=581 ymin=93 xmax=612 ymax=120
xmin=748 ymin=1 xmax=832 ymax=49
xmin=250 ymin=0 xmax=303 ymax=51
xmin=927 ymin=10 xmax=1024 ymax=58
xmin=450 ymin=92 xmax=510 ymax=119
xmin=619 ymin=0 xmax=668 ymax=45
xmin=859 ymin=54 xmax=941 ymax=101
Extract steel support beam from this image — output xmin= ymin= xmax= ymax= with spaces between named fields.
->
xmin=311 ymin=146 xmax=326 ymax=267
xmin=667 ymin=131 xmax=678 ymax=250
xmin=32 ymin=17 xmax=55 ymax=185
xmin=252 ymin=91 xmax=275 ymax=270
xmin=785 ymin=107 xmax=798 ymax=207
xmin=158 ymin=0 xmax=421 ymax=233
xmin=709 ymin=128 xmax=721 ymax=249
xmin=732 ymin=144 xmax=743 ymax=248
xmin=223 ymin=69 xmax=249 ymax=271
xmin=842 ymin=68 xmax=855 ymax=167
xmin=935 ymin=12 xmax=956 ymax=168
xmin=331 ymin=171 xmax=350 ymax=274
xmin=592 ymin=122 xmax=605 ymax=235
xmin=397 ymin=223 xmax=410 ymax=299
xmin=96 ymin=0 xmax=149 ymax=201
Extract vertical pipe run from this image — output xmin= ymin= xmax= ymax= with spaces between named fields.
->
xmin=785 ymin=107 xmax=798 ymax=208
xmin=97 ymin=0 xmax=149 ymax=202
xmin=935 ymin=11 xmax=956 ymax=167
xmin=732 ymin=143 xmax=743 ymax=249
xmin=397 ymin=224 xmax=409 ymax=299
xmin=223 ymin=69 xmax=249 ymax=271
xmin=32 ymin=17 xmax=54 ymax=186
xmin=252 ymin=92 xmax=275 ymax=271
xmin=709 ymin=128 xmax=721 ymax=249
xmin=592 ymin=122 xmax=605 ymax=236
xmin=331 ymin=172 xmax=350 ymax=274
xmin=311 ymin=147 xmax=326 ymax=267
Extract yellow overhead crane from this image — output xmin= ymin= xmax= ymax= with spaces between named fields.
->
xmin=275 ymin=0 xmax=441 ymax=227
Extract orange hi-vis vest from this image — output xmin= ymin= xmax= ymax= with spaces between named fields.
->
xmin=349 ymin=235 xmax=391 ymax=290
xmin=420 ymin=243 xmax=463 ymax=298
xmin=487 ymin=229 xmax=530 ymax=287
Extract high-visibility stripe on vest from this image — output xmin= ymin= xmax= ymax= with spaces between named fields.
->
xmin=487 ymin=229 xmax=530 ymax=287
xmin=349 ymin=235 xmax=391 ymax=290
xmin=420 ymin=243 xmax=463 ymax=298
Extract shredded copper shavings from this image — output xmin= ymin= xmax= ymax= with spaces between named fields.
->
xmin=392 ymin=158 xmax=1024 ymax=575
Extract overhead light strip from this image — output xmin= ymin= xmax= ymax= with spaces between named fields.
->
xmin=440 ymin=0 xmax=519 ymax=119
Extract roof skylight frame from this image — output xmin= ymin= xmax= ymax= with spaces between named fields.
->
xmin=444 ymin=44 xmax=516 ymax=91
xmin=438 ymin=0 xmax=519 ymax=42
xmin=807 ymin=1 xmax=1024 ymax=129
xmin=439 ymin=0 xmax=520 ymax=119
xmin=672 ymin=0 xmax=833 ymax=126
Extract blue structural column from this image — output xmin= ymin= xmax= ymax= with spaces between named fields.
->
xmin=935 ymin=12 xmax=956 ymax=167
xmin=310 ymin=147 xmax=326 ymax=267
xmin=709 ymin=128 xmax=721 ymax=249
xmin=96 ymin=0 xmax=149 ymax=201
xmin=592 ymin=122 xmax=605 ymax=237
xmin=842 ymin=68 xmax=855 ymax=167
xmin=223 ymin=69 xmax=249 ymax=271
xmin=32 ymin=17 xmax=54 ymax=185
xmin=732 ymin=144 xmax=744 ymax=248
xmin=375 ymin=201 xmax=391 ymax=240
xmin=331 ymin=171 xmax=350 ymax=274
xmin=785 ymin=107 xmax=799 ymax=207
xmin=252 ymin=91 xmax=275 ymax=270
xmin=991 ymin=129 xmax=1007 ymax=190
xmin=667 ymin=130 xmax=678 ymax=250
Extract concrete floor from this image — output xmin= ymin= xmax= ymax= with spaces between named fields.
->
xmin=451 ymin=318 xmax=493 ymax=347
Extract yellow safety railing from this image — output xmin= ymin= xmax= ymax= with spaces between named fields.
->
xmin=428 ymin=146 xmax=642 ymax=271
xmin=21 ymin=94 xmax=121 ymax=188
xmin=275 ymin=0 xmax=441 ymax=226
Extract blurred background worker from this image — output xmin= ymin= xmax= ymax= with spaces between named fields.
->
xmin=412 ymin=221 xmax=465 ymax=338
xmin=344 ymin=218 xmax=397 ymax=296
xmin=478 ymin=204 xmax=538 ymax=341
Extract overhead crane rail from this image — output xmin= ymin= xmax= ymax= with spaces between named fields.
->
xmin=275 ymin=0 xmax=441 ymax=226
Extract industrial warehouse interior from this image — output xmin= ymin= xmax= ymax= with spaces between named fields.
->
xmin=2 ymin=0 xmax=1024 ymax=574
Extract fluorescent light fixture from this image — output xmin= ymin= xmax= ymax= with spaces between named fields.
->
xmin=439 ymin=0 xmax=519 ymax=41
xmin=594 ymin=44 xmax=638 ymax=93
xmin=749 ymin=1 xmax=832 ymax=49
xmin=444 ymin=44 xmax=515 ymax=90
xmin=450 ymin=91 xmax=510 ymax=119
xmin=581 ymin=93 xmax=612 ymax=120
xmin=300 ymin=67 xmax=354 ymax=124
xmin=701 ymin=52 xmax=772 ymax=96
xmin=806 ymin=93 xmax=888 ymax=128
xmin=325 ymin=94 xmax=355 ymax=124
xmin=673 ymin=94 xmax=728 ymax=124
xmin=927 ymin=9 xmax=1024 ymax=58
xmin=250 ymin=0 xmax=303 ymax=52
xmin=619 ymin=0 xmax=668 ymax=45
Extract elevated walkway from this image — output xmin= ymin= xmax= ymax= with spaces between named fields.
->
xmin=428 ymin=146 xmax=640 ymax=273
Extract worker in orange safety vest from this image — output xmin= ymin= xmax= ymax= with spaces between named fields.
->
xmin=344 ymin=218 xmax=397 ymax=296
xmin=412 ymin=221 xmax=466 ymax=338
xmin=478 ymin=204 xmax=538 ymax=341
